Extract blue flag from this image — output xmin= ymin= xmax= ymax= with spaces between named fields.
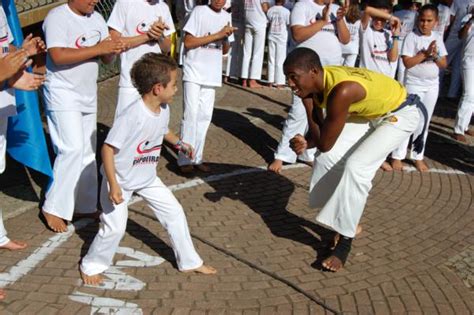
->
xmin=2 ymin=0 xmax=53 ymax=180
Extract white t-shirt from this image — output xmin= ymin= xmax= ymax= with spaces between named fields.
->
xmin=359 ymin=23 xmax=397 ymax=78
xmin=434 ymin=4 xmax=452 ymax=37
xmin=43 ymin=4 xmax=109 ymax=113
xmin=291 ymin=1 xmax=343 ymax=63
xmin=0 ymin=5 xmax=16 ymax=118
xmin=267 ymin=5 xmax=290 ymax=43
xmin=461 ymin=14 xmax=474 ymax=60
xmin=245 ymin=0 xmax=270 ymax=29
xmin=402 ymin=30 xmax=448 ymax=87
xmin=183 ymin=5 xmax=233 ymax=87
xmin=105 ymin=99 xmax=169 ymax=191
xmin=341 ymin=19 xmax=360 ymax=55
xmin=393 ymin=9 xmax=417 ymax=50
xmin=108 ymin=0 xmax=175 ymax=89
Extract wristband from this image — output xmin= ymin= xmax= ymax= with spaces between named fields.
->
xmin=391 ymin=35 xmax=400 ymax=40
xmin=174 ymin=139 xmax=183 ymax=151
xmin=434 ymin=53 xmax=442 ymax=61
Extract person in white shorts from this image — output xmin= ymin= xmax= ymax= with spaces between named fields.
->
xmin=341 ymin=0 xmax=361 ymax=67
xmin=41 ymin=0 xmax=127 ymax=233
xmin=108 ymin=0 xmax=175 ymax=117
xmin=241 ymin=0 xmax=270 ymax=88
xmin=179 ymin=0 xmax=235 ymax=173
xmin=393 ymin=0 xmax=417 ymax=82
xmin=452 ymin=10 xmax=474 ymax=141
xmin=391 ymin=4 xmax=448 ymax=172
xmin=268 ymin=0 xmax=350 ymax=174
xmin=286 ymin=48 xmax=422 ymax=272
xmin=80 ymin=53 xmax=216 ymax=285
xmin=266 ymin=0 xmax=291 ymax=88
xmin=224 ymin=0 xmax=245 ymax=82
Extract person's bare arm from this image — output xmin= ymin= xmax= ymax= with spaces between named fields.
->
xmin=184 ymin=23 xmax=236 ymax=50
xmin=291 ymin=2 xmax=332 ymax=43
xmin=102 ymin=143 xmax=124 ymax=205
xmin=336 ymin=5 xmax=350 ymax=44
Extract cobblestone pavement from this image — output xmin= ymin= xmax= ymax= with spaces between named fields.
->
xmin=0 ymin=72 xmax=473 ymax=314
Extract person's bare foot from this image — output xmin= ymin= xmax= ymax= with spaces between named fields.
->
xmin=180 ymin=165 xmax=194 ymax=174
xmin=0 ymin=240 xmax=27 ymax=250
xmin=181 ymin=264 xmax=217 ymax=274
xmin=323 ymin=235 xmax=353 ymax=272
xmin=42 ymin=210 xmax=68 ymax=233
xmin=268 ymin=159 xmax=283 ymax=174
xmin=80 ymin=268 xmax=104 ymax=285
xmin=276 ymin=84 xmax=286 ymax=90
xmin=223 ymin=76 xmax=228 ymax=83
xmin=451 ymin=133 xmax=467 ymax=142
xmin=241 ymin=79 xmax=247 ymax=87
xmin=390 ymin=159 xmax=404 ymax=171
xmin=414 ymin=159 xmax=429 ymax=172
xmin=465 ymin=129 xmax=473 ymax=136
xmin=0 ymin=289 xmax=5 ymax=300
xmin=267 ymin=82 xmax=274 ymax=88
xmin=195 ymin=164 xmax=211 ymax=172
xmin=248 ymin=79 xmax=263 ymax=88
xmin=322 ymin=255 xmax=344 ymax=272
xmin=380 ymin=161 xmax=393 ymax=171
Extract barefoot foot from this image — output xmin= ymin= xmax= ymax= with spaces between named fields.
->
xmin=390 ymin=159 xmax=404 ymax=171
xmin=414 ymin=159 xmax=429 ymax=172
xmin=42 ymin=210 xmax=68 ymax=233
xmin=332 ymin=225 xmax=362 ymax=249
xmin=268 ymin=159 xmax=283 ymax=174
xmin=451 ymin=133 xmax=467 ymax=142
xmin=241 ymin=79 xmax=247 ymax=87
xmin=248 ymin=79 xmax=263 ymax=88
xmin=0 ymin=240 xmax=27 ymax=250
xmin=380 ymin=161 xmax=393 ymax=171
xmin=322 ymin=255 xmax=344 ymax=272
xmin=324 ymin=236 xmax=352 ymax=272
xmin=80 ymin=269 xmax=104 ymax=286
xmin=182 ymin=264 xmax=217 ymax=275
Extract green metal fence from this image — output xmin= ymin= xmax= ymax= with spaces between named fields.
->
xmin=96 ymin=0 xmax=119 ymax=81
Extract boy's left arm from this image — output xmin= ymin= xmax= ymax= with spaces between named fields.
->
xmin=388 ymin=20 xmax=401 ymax=62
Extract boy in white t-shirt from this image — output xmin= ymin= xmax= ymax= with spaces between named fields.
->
xmin=179 ymin=0 xmax=235 ymax=173
xmin=359 ymin=2 xmax=401 ymax=79
xmin=452 ymin=11 xmax=474 ymax=142
xmin=241 ymin=0 xmax=270 ymax=88
xmin=80 ymin=53 xmax=216 ymax=285
xmin=108 ymin=0 xmax=175 ymax=117
xmin=41 ymin=0 xmax=127 ymax=233
xmin=391 ymin=4 xmax=448 ymax=172
xmin=268 ymin=0 xmax=350 ymax=173
xmin=266 ymin=0 xmax=291 ymax=88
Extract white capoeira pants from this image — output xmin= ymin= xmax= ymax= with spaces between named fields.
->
xmin=178 ymin=81 xmax=215 ymax=166
xmin=225 ymin=22 xmax=244 ymax=78
xmin=267 ymin=38 xmax=287 ymax=85
xmin=0 ymin=117 xmax=9 ymax=246
xmin=310 ymin=106 xmax=420 ymax=238
xmin=341 ymin=54 xmax=358 ymax=67
xmin=454 ymin=58 xmax=474 ymax=135
xmin=241 ymin=26 xmax=266 ymax=80
xmin=43 ymin=111 xmax=98 ymax=221
xmin=115 ymin=87 xmax=140 ymax=119
xmin=80 ymin=176 xmax=203 ymax=275
xmin=391 ymin=85 xmax=438 ymax=161
xmin=274 ymin=95 xmax=316 ymax=163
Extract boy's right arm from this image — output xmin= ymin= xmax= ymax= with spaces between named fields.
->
xmin=102 ymin=143 xmax=124 ymax=205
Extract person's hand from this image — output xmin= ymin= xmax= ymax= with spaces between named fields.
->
xmin=148 ymin=17 xmax=170 ymax=41
xmin=391 ymin=17 xmax=401 ymax=36
xmin=21 ymin=34 xmax=46 ymax=56
xmin=178 ymin=141 xmax=194 ymax=160
xmin=8 ymin=70 xmax=44 ymax=91
xmin=289 ymin=134 xmax=308 ymax=155
xmin=336 ymin=3 xmax=347 ymax=21
xmin=108 ymin=183 xmax=124 ymax=205
xmin=97 ymin=36 xmax=128 ymax=55
xmin=217 ymin=22 xmax=237 ymax=40
xmin=0 ymin=50 xmax=30 ymax=81
xmin=322 ymin=0 xmax=333 ymax=23
xmin=423 ymin=40 xmax=437 ymax=58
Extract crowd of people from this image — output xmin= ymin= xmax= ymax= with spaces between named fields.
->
xmin=0 ymin=0 xmax=472 ymax=300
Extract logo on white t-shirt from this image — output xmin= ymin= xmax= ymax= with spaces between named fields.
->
xmin=202 ymin=33 xmax=223 ymax=50
xmin=133 ymin=140 xmax=162 ymax=166
xmin=74 ymin=30 xmax=102 ymax=48
xmin=135 ymin=21 xmax=150 ymax=35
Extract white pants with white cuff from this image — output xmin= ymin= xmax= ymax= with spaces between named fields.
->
xmin=43 ymin=110 xmax=98 ymax=221
xmin=115 ymin=87 xmax=141 ymax=119
xmin=454 ymin=59 xmax=474 ymax=135
xmin=391 ymin=85 xmax=438 ymax=161
xmin=241 ymin=26 xmax=266 ymax=80
xmin=178 ymin=81 xmax=215 ymax=166
xmin=80 ymin=176 xmax=203 ymax=275
xmin=310 ymin=106 xmax=420 ymax=238
xmin=267 ymin=38 xmax=287 ymax=85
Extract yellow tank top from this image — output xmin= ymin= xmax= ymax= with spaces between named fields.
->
xmin=315 ymin=66 xmax=407 ymax=118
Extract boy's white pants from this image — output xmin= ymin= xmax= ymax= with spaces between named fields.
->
xmin=274 ymin=96 xmax=316 ymax=163
xmin=341 ymin=54 xmax=358 ymax=67
xmin=267 ymin=38 xmax=287 ymax=85
xmin=43 ymin=111 xmax=98 ymax=221
xmin=80 ymin=176 xmax=203 ymax=276
xmin=310 ymin=106 xmax=420 ymax=238
xmin=115 ymin=87 xmax=140 ymax=119
xmin=225 ymin=22 xmax=244 ymax=78
xmin=0 ymin=117 xmax=8 ymax=246
xmin=454 ymin=59 xmax=474 ymax=134
xmin=391 ymin=85 xmax=438 ymax=160
xmin=241 ymin=26 xmax=266 ymax=80
xmin=178 ymin=81 xmax=215 ymax=166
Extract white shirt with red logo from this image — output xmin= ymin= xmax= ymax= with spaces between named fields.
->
xmin=42 ymin=4 xmax=108 ymax=113
xmin=108 ymin=0 xmax=175 ymax=89
xmin=183 ymin=5 xmax=233 ymax=87
xmin=104 ymin=99 xmax=169 ymax=191
xmin=359 ymin=24 xmax=397 ymax=78
xmin=0 ymin=5 xmax=16 ymax=118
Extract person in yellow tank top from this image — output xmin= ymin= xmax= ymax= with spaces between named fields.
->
xmin=284 ymin=47 xmax=425 ymax=272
